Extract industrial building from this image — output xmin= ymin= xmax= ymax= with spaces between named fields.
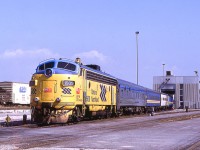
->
xmin=153 ymin=71 xmax=200 ymax=109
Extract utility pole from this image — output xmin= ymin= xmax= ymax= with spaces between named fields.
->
xmin=162 ymin=64 xmax=165 ymax=82
xmin=135 ymin=31 xmax=139 ymax=85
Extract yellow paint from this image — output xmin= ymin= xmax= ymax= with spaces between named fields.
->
xmin=30 ymin=70 xmax=117 ymax=113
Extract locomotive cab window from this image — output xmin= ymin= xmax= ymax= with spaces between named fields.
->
xmin=57 ymin=62 xmax=76 ymax=71
xmin=38 ymin=62 xmax=55 ymax=71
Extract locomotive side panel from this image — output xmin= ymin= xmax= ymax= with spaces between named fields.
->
xmin=84 ymin=70 xmax=117 ymax=113
xmin=85 ymin=80 xmax=116 ymax=111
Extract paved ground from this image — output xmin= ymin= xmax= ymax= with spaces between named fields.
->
xmin=0 ymin=110 xmax=200 ymax=150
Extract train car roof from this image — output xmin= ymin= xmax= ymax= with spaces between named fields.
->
xmin=117 ymin=78 xmax=160 ymax=94
xmin=117 ymin=78 xmax=146 ymax=89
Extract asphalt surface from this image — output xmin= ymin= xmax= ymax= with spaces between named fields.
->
xmin=0 ymin=110 xmax=200 ymax=150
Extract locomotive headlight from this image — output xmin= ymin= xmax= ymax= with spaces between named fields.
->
xmin=29 ymin=80 xmax=38 ymax=86
xmin=62 ymin=80 xmax=75 ymax=86
xmin=56 ymin=97 xmax=61 ymax=102
xmin=33 ymin=97 xmax=39 ymax=102
xmin=45 ymin=68 xmax=53 ymax=77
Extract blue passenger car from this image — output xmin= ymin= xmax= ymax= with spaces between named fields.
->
xmin=168 ymin=95 xmax=174 ymax=109
xmin=146 ymin=90 xmax=161 ymax=107
xmin=116 ymin=78 xmax=165 ymax=114
xmin=116 ymin=79 xmax=149 ymax=114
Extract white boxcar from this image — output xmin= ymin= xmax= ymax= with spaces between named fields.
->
xmin=0 ymin=82 xmax=30 ymax=105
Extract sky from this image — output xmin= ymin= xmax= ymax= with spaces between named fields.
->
xmin=0 ymin=0 xmax=200 ymax=88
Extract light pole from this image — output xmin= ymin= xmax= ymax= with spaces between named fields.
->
xmin=135 ymin=31 xmax=139 ymax=85
xmin=162 ymin=64 xmax=165 ymax=82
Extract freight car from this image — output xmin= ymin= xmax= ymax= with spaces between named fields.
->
xmin=29 ymin=58 xmax=173 ymax=124
xmin=0 ymin=82 xmax=30 ymax=105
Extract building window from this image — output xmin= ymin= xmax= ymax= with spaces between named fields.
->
xmin=180 ymin=102 xmax=184 ymax=108
xmin=180 ymin=90 xmax=183 ymax=95
xmin=180 ymin=84 xmax=184 ymax=108
xmin=180 ymin=96 xmax=183 ymax=101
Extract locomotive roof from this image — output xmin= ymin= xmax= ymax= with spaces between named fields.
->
xmin=35 ymin=58 xmax=79 ymax=74
xmin=36 ymin=58 xmax=117 ymax=80
xmin=81 ymin=64 xmax=117 ymax=80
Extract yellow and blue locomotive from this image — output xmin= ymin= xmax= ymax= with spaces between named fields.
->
xmin=30 ymin=57 xmax=173 ymax=124
xmin=29 ymin=58 xmax=117 ymax=124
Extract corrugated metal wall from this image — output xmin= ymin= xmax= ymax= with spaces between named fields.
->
xmin=184 ymin=83 xmax=199 ymax=108
xmin=0 ymin=82 xmax=13 ymax=104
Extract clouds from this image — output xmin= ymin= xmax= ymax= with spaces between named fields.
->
xmin=0 ymin=48 xmax=60 ymax=83
xmin=0 ymin=49 xmax=109 ymax=83
xmin=0 ymin=49 xmax=107 ymax=64
xmin=0 ymin=48 xmax=108 ymax=64
xmin=0 ymin=49 xmax=60 ymax=59
xmin=73 ymin=50 xmax=108 ymax=64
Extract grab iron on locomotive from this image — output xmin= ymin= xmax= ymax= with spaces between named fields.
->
xmin=29 ymin=58 xmax=173 ymax=124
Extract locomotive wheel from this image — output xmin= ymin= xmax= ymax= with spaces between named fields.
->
xmin=71 ymin=107 xmax=82 ymax=123
xmin=31 ymin=107 xmax=35 ymax=123
xmin=105 ymin=107 xmax=112 ymax=118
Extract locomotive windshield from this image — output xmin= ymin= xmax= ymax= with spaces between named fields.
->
xmin=57 ymin=62 xmax=76 ymax=71
xmin=38 ymin=61 xmax=55 ymax=71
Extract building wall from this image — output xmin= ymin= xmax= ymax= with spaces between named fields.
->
xmin=153 ymin=76 xmax=199 ymax=109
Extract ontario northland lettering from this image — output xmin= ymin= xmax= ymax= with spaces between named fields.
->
xmin=91 ymin=89 xmax=97 ymax=95
xmin=91 ymin=90 xmax=99 ymax=102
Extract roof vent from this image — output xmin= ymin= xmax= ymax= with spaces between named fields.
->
xmin=166 ymin=71 xmax=173 ymax=76
xmin=86 ymin=64 xmax=101 ymax=71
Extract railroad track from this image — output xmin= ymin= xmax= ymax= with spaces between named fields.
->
xmin=1 ymin=111 xmax=200 ymax=149
xmin=2 ymin=109 xmax=199 ymax=129
xmin=22 ymin=111 xmax=200 ymax=129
